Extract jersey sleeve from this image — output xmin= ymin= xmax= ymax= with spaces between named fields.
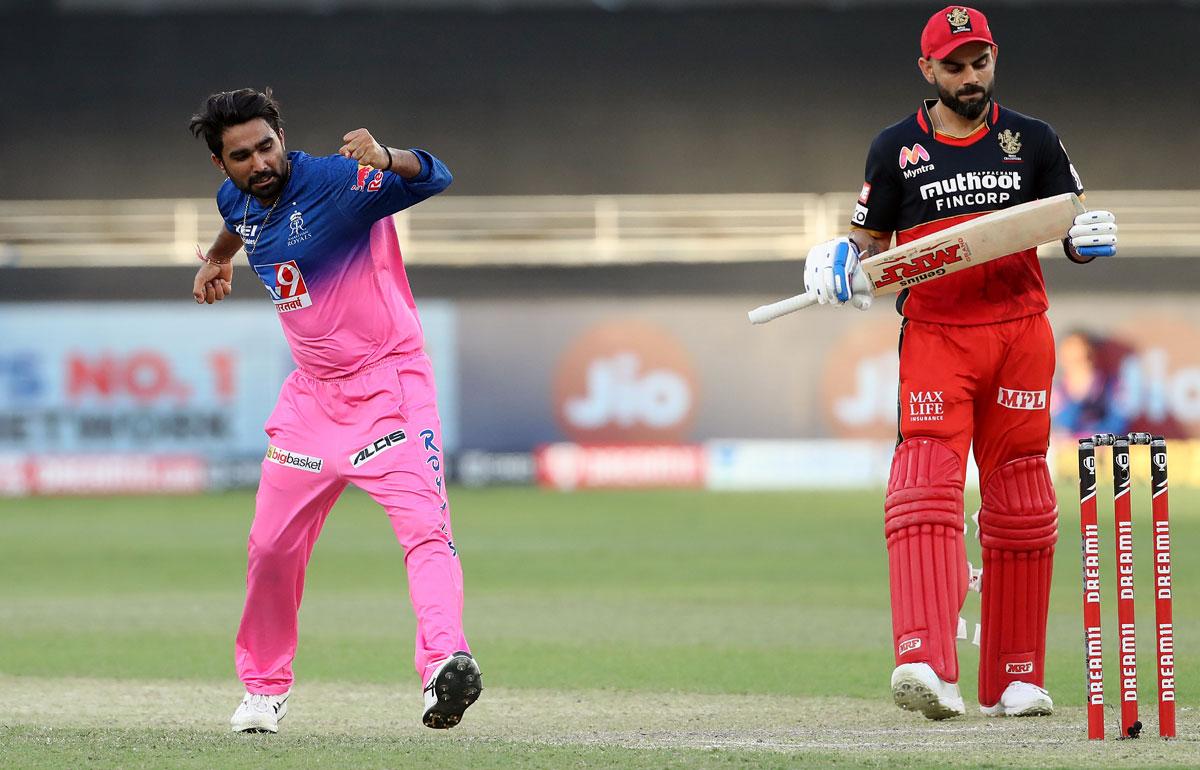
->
xmin=332 ymin=149 xmax=453 ymax=225
xmin=215 ymin=181 xmax=242 ymax=235
xmin=1034 ymin=125 xmax=1085 ymax=199
xmin=852 ymin=133 xmax=902 ymax=232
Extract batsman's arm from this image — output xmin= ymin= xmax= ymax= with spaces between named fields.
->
xmin=192 ymin=228 xmax=242 ymax=305
xmin=849 ymin=227 xmax=892 ymax=259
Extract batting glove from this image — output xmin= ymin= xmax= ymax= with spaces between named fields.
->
xmin=803 ymin=237 xmax=872 ymax=310
xmin=1065 ymin=210 xmax=1117 ymax=263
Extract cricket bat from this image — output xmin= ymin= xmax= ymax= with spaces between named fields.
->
xmin=747 ymin=192 xmax=1085 ymax=325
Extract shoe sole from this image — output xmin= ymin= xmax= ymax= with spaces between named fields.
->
xmin=892 ymin=671 xmax=963 ymax=721
xmin=423 ymin=655 xmax=482 ymax=729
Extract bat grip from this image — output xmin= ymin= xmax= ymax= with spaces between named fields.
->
xmin=747 ymin=291 xmax=818 ymax=324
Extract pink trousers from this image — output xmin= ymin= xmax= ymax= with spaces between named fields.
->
xmin=235 ymin=352 xmax=469 ymax=694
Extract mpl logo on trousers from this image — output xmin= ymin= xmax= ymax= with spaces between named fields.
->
xmin=350 ymin=429 xmax=407 ymax=468
xmin=997 ymin=388 xmax=1047 ymax=410
xmin=265 ymin=444 xmax=323 ymax=473
xmin=553 ymin=320 xmax=697 ymax=444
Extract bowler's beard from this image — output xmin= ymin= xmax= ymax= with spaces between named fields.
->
xmin=235 ymin=160 xmax=289 ymax=202
xmin=937 ymin=80 xmax=993 ymax=120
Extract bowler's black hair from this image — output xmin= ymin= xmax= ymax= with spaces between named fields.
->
xmin=189 ymin=88 xmax=284 ymax=158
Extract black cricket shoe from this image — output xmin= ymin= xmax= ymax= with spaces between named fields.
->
xmin=422 ymin=652 xmax=482 ymax=729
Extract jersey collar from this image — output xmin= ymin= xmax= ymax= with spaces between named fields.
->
xmin=916 ymin=99 xmax=1001 ymax=147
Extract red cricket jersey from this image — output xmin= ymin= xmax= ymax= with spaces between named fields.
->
xmin=852 ymin=100 xmax=1084 ymax=325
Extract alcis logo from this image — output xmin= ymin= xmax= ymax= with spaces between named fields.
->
xmin=997 ymin=388 xmax=1047 ymax=411
xmin=872 ymin=240 xmax=968 ymax=290
xmin=898 ymin=144 xmax=931 ymax=169
xmin=1005 ymin=661 xmax=1034 ymax=675
xmin=898 ymin=638 xmax=922 ymax=655
xmin=350 ymin=429 xmax=407 ymax=468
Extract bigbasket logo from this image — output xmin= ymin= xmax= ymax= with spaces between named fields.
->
xmin=898 ymin=638 xmax=922 ymax=655
xmin=553 ymin=320 xmax=697 ymax=444
xmin=997 ymin=387 xmax=1047 ymax=411
xmin=1005 ymin=661 xmax=1034 ymax=675
xmin=265 ymin=444 xmax=324 ymax=473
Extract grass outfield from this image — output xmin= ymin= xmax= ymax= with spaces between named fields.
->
xmin=1 ymin=486 xmax=1197 ymax=767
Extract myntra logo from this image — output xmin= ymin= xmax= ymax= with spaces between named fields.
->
xmin=872 ymin=240 xmax=968 ymax=289
xmin=898 ymin=144 xmax=930 ymax=169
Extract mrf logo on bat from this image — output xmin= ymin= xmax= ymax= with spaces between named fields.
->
xmin=871 ymin=238 xmax=972 ymax=290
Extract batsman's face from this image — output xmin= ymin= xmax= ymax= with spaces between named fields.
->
xmin=921 ymin=42 xmax=996 ymax=121
xmin=212 ymin=119 xmax=288 ymax=202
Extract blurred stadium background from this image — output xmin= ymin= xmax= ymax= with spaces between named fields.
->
xmin=2 ymin=0 xmax=1199 ymax=766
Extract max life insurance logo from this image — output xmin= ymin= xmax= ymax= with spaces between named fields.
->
xmin=552 ymin=320 xmax=698 ymax=444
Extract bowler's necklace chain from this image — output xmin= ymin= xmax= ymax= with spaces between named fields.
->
xmin=240 ymin=162 xmax=289 ymax=259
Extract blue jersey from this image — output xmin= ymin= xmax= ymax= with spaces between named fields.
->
xmin=215 ymin=150 xmax=452 ymax=377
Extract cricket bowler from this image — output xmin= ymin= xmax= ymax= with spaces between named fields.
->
xmin=188 ymin=88 xmax=480 ymax=732
xmin=803 ymin=7 xmax=1118 ymax=718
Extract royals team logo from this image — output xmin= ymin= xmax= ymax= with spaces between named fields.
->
xmin=286 ymin=210 xmax=312 ymax=246
xmin=898 ymin=144 xmax=930 ymax=170
xmin=946 ymin=7 xmax=972 ymax=33
xmin=263 ymin=259 xmax=312 ymax=313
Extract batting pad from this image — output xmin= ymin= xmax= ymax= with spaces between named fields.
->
xmin=977 ymin=456 xmax=1058 ymax=707
xmin=885 ymin=438 xmax=968 ymax=684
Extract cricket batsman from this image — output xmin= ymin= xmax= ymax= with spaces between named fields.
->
xmin=188 ymin=88 xmax=481 ymax=732
xmin=803 ymin=7 xmax=1118 ymax=718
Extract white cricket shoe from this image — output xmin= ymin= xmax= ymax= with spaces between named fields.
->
xmin=422 ymin=651 xmax=482 ymax=729
xmin=230 ymin=689 xmax=290 ymax=733
xmin=891 ymin=663 xmax=965 ymax=720
xmin=980 ymin=681 xmax=1054 ymax=717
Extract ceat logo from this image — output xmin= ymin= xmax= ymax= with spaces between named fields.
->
xmin=898 ymin=638 xmax=922 ymax=655
xmin=997 ymin=387 xmax=1047 ymax=411
xmin=553 ymin=321 xmax=697 ymax=444
xmin=898 ymin=144 xmax=931 ymax=169
xmin=1005 ymin=661 xmax=1034 ymax=675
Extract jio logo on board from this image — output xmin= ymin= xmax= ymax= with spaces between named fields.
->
xmin=553 ymin=320 xmax=697 ymax=444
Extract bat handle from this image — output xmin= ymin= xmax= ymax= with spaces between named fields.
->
xmin=747 ymin=291 xmax=818 ymax=324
